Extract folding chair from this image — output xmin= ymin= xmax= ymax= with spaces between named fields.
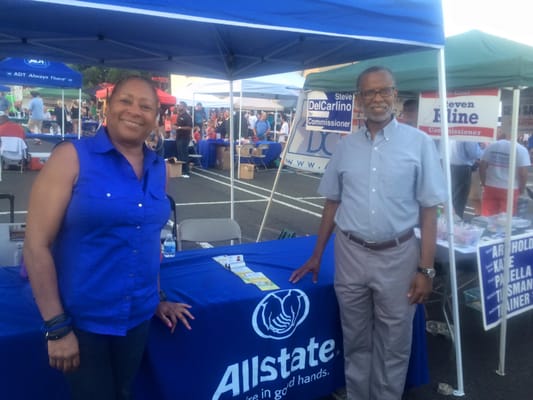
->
xmin=177 ymin=218 xmax=242 ymax=250
xmin=160 ymin=194 xmax=178 ymax=241
xmin=188 ymin=141 xmax=203 ymax=168
xmin=0 ymin=137 xmax=28 ymax=173
xmin=236 ymin=144 xmax=254 ymax=164
xmin=252 ymin=143 xmax=269 ymax=169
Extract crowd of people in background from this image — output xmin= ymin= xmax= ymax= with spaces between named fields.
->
xmin=158 ymin=102 xmax=290 ymax=144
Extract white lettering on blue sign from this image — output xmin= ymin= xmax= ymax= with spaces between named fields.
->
xmin=212 ymin=337 xmax=335 ymax=399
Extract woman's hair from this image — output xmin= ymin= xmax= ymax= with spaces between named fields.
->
xmin=108 ymin=76 xmax=159 ymax=106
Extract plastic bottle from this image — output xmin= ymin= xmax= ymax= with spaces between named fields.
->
xmin=14 ymin=242 xmax=28 ymax=280
xmin=162 ymin=233 xmax=176 ymax=258
xmin=14 ymin=242 xmax=23 ymax=266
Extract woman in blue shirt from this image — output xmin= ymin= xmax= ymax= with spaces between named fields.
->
xmin=24 ymin=76 xmax=194 ymax=400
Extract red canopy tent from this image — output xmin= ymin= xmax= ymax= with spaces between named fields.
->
xmin=95 ymin=85 xmax=176 ymax=105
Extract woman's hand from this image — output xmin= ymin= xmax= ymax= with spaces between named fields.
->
xmin=47 ymin=331 xmax=80 ymax=373
xmin=156 ymin=302 xmax=195 ymax=333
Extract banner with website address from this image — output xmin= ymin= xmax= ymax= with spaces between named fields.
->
xmin=284 ymin=92 xmax=349 ymax=173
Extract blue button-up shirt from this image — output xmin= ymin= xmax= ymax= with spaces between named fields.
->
xmin=450 ymin=140 xmax=482 ymax=166
xmin=318 ymin=119 xmax=446 ymax=242
xmin=53 ymin=128 xmax=169 ymax=335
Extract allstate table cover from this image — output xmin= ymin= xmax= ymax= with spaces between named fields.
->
xmin=0 ymin=235 xmax=428 ymax=400
xmin=136 ymin=236 xmax=345 ymax=400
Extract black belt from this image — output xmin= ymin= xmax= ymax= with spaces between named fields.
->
xmin=342 ymin=229 xmax=414 ymax=251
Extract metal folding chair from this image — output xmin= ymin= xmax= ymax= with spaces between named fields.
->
xmin=177 ymin=218 xmax=242 ymax=250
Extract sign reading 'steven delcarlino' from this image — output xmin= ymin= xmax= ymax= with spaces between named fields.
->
xmin=306 ymin=92 xmax=353 ymax=133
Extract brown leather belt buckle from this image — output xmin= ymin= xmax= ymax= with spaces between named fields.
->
xmin=343 ymin=230 xmax=413 ymax=251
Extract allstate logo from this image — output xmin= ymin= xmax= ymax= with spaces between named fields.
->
xmin=252 ymin=289 xmax=309 ymax=340
xmin=24 ymin=59 xmax=50 ymax=68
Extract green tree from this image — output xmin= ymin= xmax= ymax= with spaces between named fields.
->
xmin=70 ymin=65 xmax=155 ymax=92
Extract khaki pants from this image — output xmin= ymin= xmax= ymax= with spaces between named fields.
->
xmin=334 ymin=231 xmax=418 ymax=400
xmin=28 ymin=118 xmax=43 ymax=133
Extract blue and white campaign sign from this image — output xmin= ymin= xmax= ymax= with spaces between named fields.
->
xmin=306 ymin=91 xmax=353 ymax=133
xmin=477 ymin=233 xmax=533 ymax=330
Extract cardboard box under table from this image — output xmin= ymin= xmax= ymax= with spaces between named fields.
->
xmin=165 ymin=158 xmax=184 ymax=178
xmin=239 ymin=163 xmax=254 ymax=179
xmin=215 ymin=145 xmax=231 ymax=170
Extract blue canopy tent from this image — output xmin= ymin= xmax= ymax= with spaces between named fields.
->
xmin=0 ymin=1 xmax=443 ymax=79
xmin=0 ymin=57 xmax=82 ymax=137
xmin=0 ymin=3 xmax=464 ymax=395
xmin=0 ymin=0 xmax=446 ymax=212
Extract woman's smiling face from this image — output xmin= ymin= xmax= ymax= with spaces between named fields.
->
xmin=105 ymin=77 xmax=159 ymax=145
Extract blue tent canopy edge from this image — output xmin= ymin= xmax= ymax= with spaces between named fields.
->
xmin=0 ymin=57 xmax=82 ymax=88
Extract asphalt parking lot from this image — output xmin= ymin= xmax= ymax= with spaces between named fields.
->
xmin=1 ymin=150 xmax=533 ymax=400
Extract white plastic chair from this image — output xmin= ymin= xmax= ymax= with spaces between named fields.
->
xmin=0 ymin=137 xmax=28 ymax=173
xmin=177 ymin=218 xmax=242 ymax=250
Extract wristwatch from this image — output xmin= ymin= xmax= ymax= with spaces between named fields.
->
xmin=417 ymin=266 xmax=436 ymax=279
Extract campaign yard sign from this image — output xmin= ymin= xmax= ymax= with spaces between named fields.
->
xmin=418 ymin=88 xmax=500 ymax=142
xmin=306 ymin=92 xmax=354 ymax=134
xmin=477 ymin=233 xmax=533 ymax=330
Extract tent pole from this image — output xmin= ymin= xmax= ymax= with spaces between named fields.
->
xmin=237 ymin=85 xmax=243 ymax=179
xmin=229 ymin=80 xmax=235 ymax=220
xmin=437 ymin=48 xmax=465 ymax=397
xmin=496 ymin=87 xmax=521 ymax=376
xmin=256 ymin=91 xmax=303 ymax=242
xmin=78 ymin=90 xmax=81 ymax=139
xmin=61 ymin=90 xmax=65 ymax=139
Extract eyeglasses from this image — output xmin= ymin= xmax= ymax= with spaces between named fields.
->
xmin=358 ymin=87 xmax=396 ymax=100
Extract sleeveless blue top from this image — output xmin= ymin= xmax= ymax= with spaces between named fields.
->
xmin=53 ymin=127 xmax=169 ymax=335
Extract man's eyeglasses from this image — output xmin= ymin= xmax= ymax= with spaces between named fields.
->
xmin=358 ymin=87 xmax=396 ymax=100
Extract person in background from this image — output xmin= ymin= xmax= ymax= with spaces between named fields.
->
xmin=278 ymin=114 xmax=289 ymax=145
xmin=479 ymin=131 xmax=530 ymax=216
xmin=27 ymin=91 xmax=44 ymax=133
xmin=51 ymin=100 xmax=68 ymax=135
xmin=0 ymin=111 xmax=26 ymax=139
xmin=399 ymin=99 xmax=418 ymax=127
xmin=247 ymin=110 xmax=257 ymax=138
xmin=290 ymin=66 xmax=446 ymax=400
xmin=23 ymin=76 xmax=194 ymax=400
xmin=205 ymin=120 xmax=217 ymax=140
xmin=0 ymin=91 xmax=10 ymax=113
xmin=69 ymin=99 xmax=80 ymax=135
xmin=174 ymin=101 xmax=193 ymax=178
xmin=449 ymin=140 xmax=482 ymax=219
xmin=193 ymin=102 xmax=207 ymax=134
xmin=253 ymin=111 xmax=270 ymax=141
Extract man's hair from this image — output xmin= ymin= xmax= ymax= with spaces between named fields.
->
xmin=356 ymin=66 xmax=395 ymax=91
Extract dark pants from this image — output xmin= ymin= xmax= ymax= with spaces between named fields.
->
xmin=451 ymin=164 xmax=473 ymax=219
xmin=65 ymin=320 xmax=151 ymax=400
xmin=176 ymin=135 xmax=190 ymax=174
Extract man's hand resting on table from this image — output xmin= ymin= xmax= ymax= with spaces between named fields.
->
xmin=289 ymin=256 xmax=321 ymax=284
xmin=156 ymin=302 xmax=195 ymax=333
